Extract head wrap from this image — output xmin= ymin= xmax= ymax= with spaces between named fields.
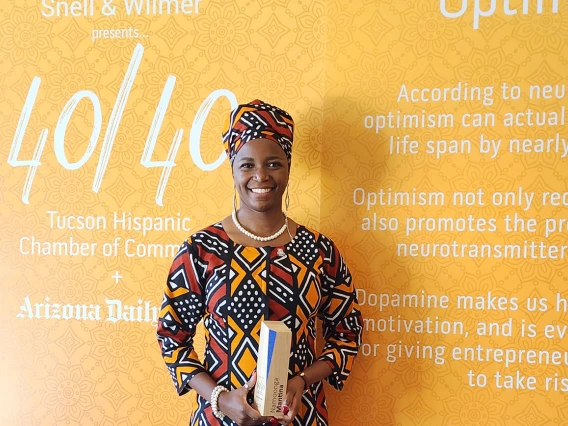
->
xmin=222 ymin=100 xmax=294 ymax=166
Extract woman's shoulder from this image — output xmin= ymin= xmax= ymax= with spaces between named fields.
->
xmin=293 ymin=224 xmax=339 ymax=255
xmin=296 ymin=224 xmax=334 ymax=243
xmin=183 ymin=221 xmax=229 ymax=247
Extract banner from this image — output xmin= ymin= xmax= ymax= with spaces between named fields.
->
xmin=321 ymin=1 xmax=568 ymax=425
xmin=1 ymin=0 xmax=567 ymax=425
xmin=0 ymin=1 xmax=322 ymax=424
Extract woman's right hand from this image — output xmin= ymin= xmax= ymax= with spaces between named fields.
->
xmin=217 ymin=371 xmax=274 ymax=426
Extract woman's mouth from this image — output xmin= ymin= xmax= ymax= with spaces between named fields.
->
xmin=249 ymin=187 xmax=273 ymax=194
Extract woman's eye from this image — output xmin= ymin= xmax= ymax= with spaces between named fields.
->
xmin=240 ymin=163 xmax=254 ymax=169
xmin=268 ymin=162 xmax=282 ymax=168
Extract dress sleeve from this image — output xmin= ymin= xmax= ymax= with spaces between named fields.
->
xmin=156 ymin=239 xmax=208 ymax=395
xmin=316 ymin=237 xmax=363 ymax=391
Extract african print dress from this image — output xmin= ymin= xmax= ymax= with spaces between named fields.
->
xmin=157 ymin=223 xmax=363 ymax=426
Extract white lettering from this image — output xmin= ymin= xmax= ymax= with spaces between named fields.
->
xmin=54 ymin=90 xmax=102 ymax=169
xmin=189 ymin=89 xmax=238 ymax=171
xmin=140 ymin=76 xmax=183 ymax=206
xmin=440 ymin=0 xmax=559 ymax=29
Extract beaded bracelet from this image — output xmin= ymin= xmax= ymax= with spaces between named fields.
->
xmin=210 ymin=385 xmax=229 ymax=419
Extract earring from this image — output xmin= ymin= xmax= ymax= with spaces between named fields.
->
xmin=284 ymin=183 xmax=293 ymax=241
xmin=233 ymin=186 xmax=238 ymax=213
xmin=285 ymin=184 xmax=290 ymax=215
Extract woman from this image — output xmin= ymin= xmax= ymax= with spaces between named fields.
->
xmin=157 ymin=100 xmax=363 ymax=426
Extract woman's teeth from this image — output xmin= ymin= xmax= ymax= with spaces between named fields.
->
xmin=250 ymin=188 xmax=272 ymax=193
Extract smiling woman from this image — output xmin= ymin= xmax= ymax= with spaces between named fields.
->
xmin=156 ymin=100 xmax=363 ymax=426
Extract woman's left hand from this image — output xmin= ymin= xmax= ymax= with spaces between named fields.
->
xmin=272 ymin=375 xmax=305 ymax=425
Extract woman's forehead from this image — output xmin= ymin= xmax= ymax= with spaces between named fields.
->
xmin=234 ymin=138 xmax=287 ymax=160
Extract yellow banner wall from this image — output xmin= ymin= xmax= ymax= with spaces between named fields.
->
xmin=321 ymin=1 xmax=568 ymax=425
xmin=1 ymin=0 xmax=567 ymax=425
xmin=0 ymin=1 xmax=323 ymax=424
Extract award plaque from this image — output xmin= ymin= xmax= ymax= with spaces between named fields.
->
xmin=254 ymin=321 xmax=292 ymax=416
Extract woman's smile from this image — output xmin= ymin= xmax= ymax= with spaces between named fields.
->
xmin=249 ymin=187 xmax=274 ymax=194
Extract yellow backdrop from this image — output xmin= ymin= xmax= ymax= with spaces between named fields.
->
xmin=321 ymin=1 xmax=568 ymax=425
xmin=0 ymin=0 xmax=567 ymax=425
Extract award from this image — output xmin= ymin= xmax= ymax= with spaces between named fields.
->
xmin=254 ymin=321 xmax=292 ymax=416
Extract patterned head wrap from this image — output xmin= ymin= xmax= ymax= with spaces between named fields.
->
xmin=222 ymin=100 xmax=294 ymax=167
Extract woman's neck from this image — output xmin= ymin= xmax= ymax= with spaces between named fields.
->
xmin=235 ymin=207 xmax=286 ymax=235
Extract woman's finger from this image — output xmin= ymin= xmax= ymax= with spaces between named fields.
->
xmin=241 ymin=405 xmax=273 ymax=425
xmin=280 ymin=404 xmax=293 ymax=425
xmin=248 ymin=370 xmax=257 ymax=387
xmin=283 ymin=378 xmax=303 ymax=421
xmin=240 ymin=370 xmax=256 ymax=396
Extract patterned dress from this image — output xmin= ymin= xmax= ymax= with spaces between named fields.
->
xmin=157 ymin=222 xmax=363 ymax=426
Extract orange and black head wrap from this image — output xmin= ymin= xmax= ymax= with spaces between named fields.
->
xmin=222 ymin=100 xmax=294 ymax=167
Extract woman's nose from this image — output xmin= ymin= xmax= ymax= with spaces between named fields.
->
xmin=253 ymin=167 xmax=269 ymax=181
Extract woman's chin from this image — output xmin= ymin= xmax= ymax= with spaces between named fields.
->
xmin=240 ymin=202 xmax=280 ymax=214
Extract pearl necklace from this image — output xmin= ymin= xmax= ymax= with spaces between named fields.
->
xmin=232 ymin=210 xmax=288 ymax=242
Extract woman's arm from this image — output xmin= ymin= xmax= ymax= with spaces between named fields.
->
xmin=314 ymin=237 xmax=363 ymax=390
xmin=157 ymin=240 xmax=208 ymax=395
xmin=278 ymin=236 xmax=363 ymax=425
xmin=189 ymin=371 xmax=274 ymax=426
xmin=280 ymin=361 xmax=333 ymax=424
xmin=157 ymin=239 xmax=273 ymax=425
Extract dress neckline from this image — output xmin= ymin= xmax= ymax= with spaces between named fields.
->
xmin=216 ymin=221 xmax=304 ymax=250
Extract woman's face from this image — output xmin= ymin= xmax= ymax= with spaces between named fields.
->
xmin=232 ymin=138 xmax=289 ymax=214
